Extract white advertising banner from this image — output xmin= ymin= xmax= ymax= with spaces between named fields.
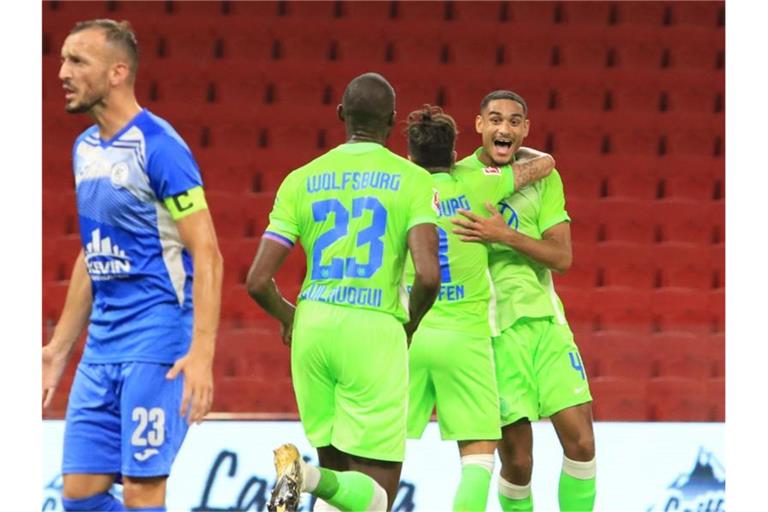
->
xmin=43 ymin=421 xmax=724 ymax=511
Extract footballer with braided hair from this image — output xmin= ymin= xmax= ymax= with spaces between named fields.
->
xmin=403 ymin=105 xmax=554 ymax=511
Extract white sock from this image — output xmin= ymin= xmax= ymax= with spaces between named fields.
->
xmin=562 ymin=455 xmax=596 ymax=480
xmin=498 ymin=476 xmax=532 ymax=500
xmin=300 ymin=458 xmax=321 ymax=493
xmin=460 ymin=453 xmax=495 ymax=474
xmin=313 ymin=498 xmax=341 ymax=511
xmin=366 ymin=480 xmax=388 ymax=512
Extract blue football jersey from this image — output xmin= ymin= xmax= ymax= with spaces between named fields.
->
xmin=72 ymin=109 xmax=202 ymax=363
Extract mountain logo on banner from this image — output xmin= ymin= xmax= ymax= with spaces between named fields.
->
xmin=647 ymin=447 xmax=725 ymax=512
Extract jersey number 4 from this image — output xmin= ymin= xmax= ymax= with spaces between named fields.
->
xmin=311 ymin=197 xmax=387 ymax=280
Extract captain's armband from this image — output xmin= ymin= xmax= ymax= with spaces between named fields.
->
xmin=164 ymin=186 xmax=208 ymax=220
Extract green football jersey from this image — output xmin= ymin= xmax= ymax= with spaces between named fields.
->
xmin=403 ymin=161 xmax=515 ymax=336
xmin=266 ymin=142 xmax=438 ymax=323
xmin=457 ymin=148 xmax=571 ymax=331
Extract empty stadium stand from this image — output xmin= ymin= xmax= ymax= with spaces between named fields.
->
xmin=42 ymin=0 xmax=724 ymax=420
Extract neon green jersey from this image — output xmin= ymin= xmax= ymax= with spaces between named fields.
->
xmin=457 ymin=148 xmax=571 ymax=331
xmin=266 ymin=142 xmax=438 ymax=323
xmin=404 ymin=161 xmax=515 ymax=336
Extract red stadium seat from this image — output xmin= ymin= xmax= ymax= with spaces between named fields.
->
xmin=596 ymin=199 xmax=656 ymax=245
xmin=554 ymin=40 xmax=611 ymax=70
xmin=589 ymin=377 xmax=648 ymax=421
xmin=509 ymin=1 xmax=559 ymax=24
xmin=708 ymin=333 xmax=725 ymax=378
xmin=554 ymin=80 xmax=608 ymax=112
xmin=591 ymin=286 xmax=653 ymax=333
xmin=557 ymin=157 xmax=604 ymax=200
xmin=614 ymin=2 xmax=667 ymax=26
xmin=595 ymin=241 xmax=655 ymax=289
xmin=651 ymin=288 xmax=714 ymax=334
xmin=217 ymin=327 xmax=291 ymax=378
xmin=670 ymin=1 xmax=724 ymax=27
xmin=707 ymin=289 xmax=724 ymax=333
xmin=563 ymin=198 xmax=600 ymax=244
xmin=653 ymin=242 xmax=714 ymax=289
xmin=43 ymin=235 xmax=82 ymax=284
xmin=648 ymin=377 xmax=709 ymax=421
xmin=451 ymin=1 xmax=507 ymax=24
xmin=554 ymin=242 xmax=597 ymax=289
xmin=653 ymin=200 xmax=720 ymax=245
xmin=589 ymin=330 xmax=653 ymax=379
xmin=43 ymin=190 xmax=79 ymax=238
xmin=557 ymin=286 xmax=595 ymax=336
xmin=667 ymin=84 xmax=723 ymax=114
xmin=338 ymin=0 xmax=392 ymax=20
xmin=599 ymin=155 xmax=660 ymax=200
xmin=283 ymin=0 xmax=338 ymax=19
xmin=217 ymin=238 xmax=260 ymax=286
xmin=650 ymin=332 xmax=713 ymax=379
xmin=393 ymin=0 xmax=446 ymax=20
xmin=559 ymin=1 xmax=616 ymax=26
xmin=706 ymin=377 xmax=725 ymax=421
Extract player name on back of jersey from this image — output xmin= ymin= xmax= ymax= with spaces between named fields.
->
xmin=300 ymin=283 xmax=383 ymax=307
xmin=306 ymin=171 xmax=402 ymax=193
xmin=406 ymin=284 xmax=466 ymax=302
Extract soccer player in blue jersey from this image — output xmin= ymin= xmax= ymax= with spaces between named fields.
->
xmin=42 ymin=19 xmax=223 ymax=512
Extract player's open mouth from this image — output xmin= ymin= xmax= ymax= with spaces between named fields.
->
xmin=493 ymin=140 xmax=513 ymax=157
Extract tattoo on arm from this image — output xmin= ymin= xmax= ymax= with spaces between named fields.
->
xmin=513 ymin=156 xmax=552 ymax=189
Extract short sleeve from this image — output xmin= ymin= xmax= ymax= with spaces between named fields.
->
xmin=538 ymin=169 xmax=571 ymax=233
xmin=496 ymin=165 xmax=516 ymax=201
xmin=146 ymin=134 xmax=203 ymax=200
xmin=264 ymin=173 xmax=300 ymax=247
xmin=407 ymin=168 xmax=439 ymax=230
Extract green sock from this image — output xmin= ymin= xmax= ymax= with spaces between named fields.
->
xmin=453 ymin=464 xmax=492 ymax=511
xmin=498 ymin=477 xmax=533 ymax=512
xmin=498 ymin=493 xmax=533 ymax=511
xmin=314 ymin=468 xmax=377 ymax=512
xmin=558 ymin=457 xmax=596 ymax=512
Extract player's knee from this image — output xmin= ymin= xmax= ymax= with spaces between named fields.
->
xmin=563 ymin=431 xmax=595 ymax=461
xmin=122 ymin=476 xmax=167 ymax=509
xmin=367 ymin=480 xmax=388 ymax=512
xmin=499 ymin=452 xmax=532 ymax=484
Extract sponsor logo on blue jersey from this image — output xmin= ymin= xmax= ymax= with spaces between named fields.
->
xmin=84 ymin=228 xmax=132 ymax=279
xmin=647 ymin=448 xmax=725 ymax=512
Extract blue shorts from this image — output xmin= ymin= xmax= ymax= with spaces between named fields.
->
xmin=62 ymin=362 xmax=189 ymax=478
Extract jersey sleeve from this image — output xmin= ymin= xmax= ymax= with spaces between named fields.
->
xmin=264 ymin=172 xmax=300 ymax=248
xmin=407 ymin=168 xmax=440 ymax=230
xmin=495 ymin=165 xmax=516 ymax=202
xmin=538 ymin=169 xmax=571 ymax=233
xmin=146 ymin=133 xmax=203 ymax=200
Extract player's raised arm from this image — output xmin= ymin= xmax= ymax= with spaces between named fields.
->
xmin=512 ymin=146 xmax=555 ymax=190
xmin=245 ymin=237 xmax=297 ymax=345
xmin=42 ymin=250 xmax=92 ymax=409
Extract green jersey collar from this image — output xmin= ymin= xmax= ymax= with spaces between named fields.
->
xmin=336 ymin=141 xmax=384 ymax=154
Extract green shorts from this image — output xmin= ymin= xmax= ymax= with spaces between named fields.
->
xmin=407 ymin=326 xmax=501 ymax=441
xmin=493 ymin=318 xmax=592 ymax=425
xmin=291 ymin=301 xmax=408 ymax=462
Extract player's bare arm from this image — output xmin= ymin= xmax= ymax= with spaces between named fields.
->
xmin=403 ymin=223 xmax=441 ymax=341
xmin=42 ymin=250 xmax=92 ymax=408
xmin=245 ymin=238 xmax=297 ymax=346
xmin=452 ymin=205 xmax=573 ymax=273
xmin=513 ymin=147 xmax=555 ymax=190
xmin=166 ymin=208 xmax=224 ymax=424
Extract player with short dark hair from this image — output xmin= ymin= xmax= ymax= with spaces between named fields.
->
xmin=246 ymin=73 xmax=440 ymax=512
xmin=403 ymin=105 xmax=554 ymax=511
xmin=452 ymin=90 xmax=596 ymax=511
xmin=42 ymin=19 xmax=223 ymax=512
